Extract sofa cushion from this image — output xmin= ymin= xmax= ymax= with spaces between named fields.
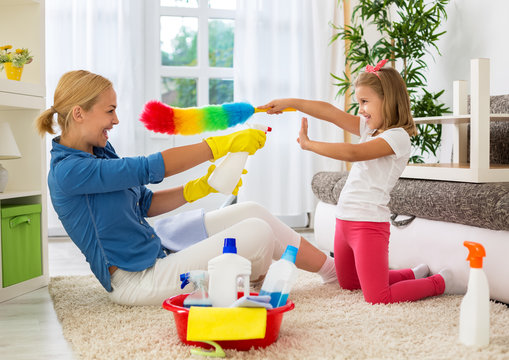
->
xmin=467 ymin=94 xmax=509 ymax=164
xmin=311 ymin=171 xmax=509 ymax=231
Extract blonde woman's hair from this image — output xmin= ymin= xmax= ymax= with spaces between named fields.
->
xmin=354 ymin=66 xmax=417 ymax=136
xmin=36 ymin=70 xmax=113 ymax=136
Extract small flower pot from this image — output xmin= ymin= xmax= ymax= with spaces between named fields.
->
xmin=4 ymin=62 xmax=23 ymax=81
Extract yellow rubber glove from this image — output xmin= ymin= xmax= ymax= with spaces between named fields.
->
xmin=183 ymin=165 xmax=248 ymax=202
xmin=205 ymin=129 xmax=266 ymax=161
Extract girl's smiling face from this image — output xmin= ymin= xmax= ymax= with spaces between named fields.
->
xmin=355 ymin=85 xmax=384 ymax=132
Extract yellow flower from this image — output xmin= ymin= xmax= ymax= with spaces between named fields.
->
xmin=0 ymin=46 xmax=33 ymax=70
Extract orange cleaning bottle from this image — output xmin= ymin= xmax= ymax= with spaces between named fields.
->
xmin=459 ymin=241 xmax=490 ymax=347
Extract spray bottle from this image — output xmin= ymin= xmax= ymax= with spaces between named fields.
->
xmin=208 ymin=238 xmax=252 ymax=307
xmin=180 ymin=270 xmax=212 ymax=308
xmin=459 ymin=241 xmax=490 ymax=346
xmin=207 ymin=124 xmax=271 ymax=195
xmin=259 ymin=245 xmax=299 ymax=308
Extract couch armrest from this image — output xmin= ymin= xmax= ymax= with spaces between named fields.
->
xmin=311 ymin=171 xmax=349 ymax=205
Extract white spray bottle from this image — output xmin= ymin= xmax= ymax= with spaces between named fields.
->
xmin=207 ymin=124 xmax=271 ymax=195
xmin=180 ymin=270 xmax=212 ymax=308
xmin=459 ymin=241 xmax=490 ymax=347
xmin=259 ymin=245 xmax=299 ymax=308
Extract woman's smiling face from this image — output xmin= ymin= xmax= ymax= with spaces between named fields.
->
xmin=355 ymin=85 xmax=383 ymax=131
xmin=81 ymin=87 xmax=119 ymax=151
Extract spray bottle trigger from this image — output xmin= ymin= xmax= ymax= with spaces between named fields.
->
xmin=180 ymin=272 xmax=190 ymax=289
xmin=464 ymin=241 xmax=486 ymax=268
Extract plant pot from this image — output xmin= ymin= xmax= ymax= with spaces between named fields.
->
xmin=4 ymin=62 xmax=23 ymax=81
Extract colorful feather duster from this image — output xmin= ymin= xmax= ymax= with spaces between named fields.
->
xmin=140 ymin=100 xmax=295 ymax=135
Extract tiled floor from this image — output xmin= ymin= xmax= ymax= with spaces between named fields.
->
xmin=0 ymin=231 xmax=315 ymax=359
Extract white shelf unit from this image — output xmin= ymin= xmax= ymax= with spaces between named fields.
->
xmin=402 ymin=58 xmax=509 ymax=183
xmin=0 ymin=0 xmax=48 ymax=302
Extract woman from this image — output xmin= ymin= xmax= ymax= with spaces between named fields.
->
xmin=36 ymin=70 xmax=336 ymax=306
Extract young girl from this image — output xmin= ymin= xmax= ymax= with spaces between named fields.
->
xmin=260 ymin=60 xmax=451 ymax=304
xmin=36 ymin=70 xmax=336 ymax=306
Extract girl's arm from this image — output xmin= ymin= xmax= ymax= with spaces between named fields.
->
xmin=259 ymin=98 xmax=361 ymax=136
xmin=298 ymin=117 xmax=394 ymax=162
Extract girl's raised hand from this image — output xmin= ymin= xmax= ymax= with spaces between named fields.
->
xmin=297 ymin=117 xmax=311 ymax=150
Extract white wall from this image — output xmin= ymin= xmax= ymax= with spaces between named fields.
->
xmin=421 ymin=0 xmax=509 ymax=162
xmin=425 ymin=0 xmax=509 ymax=106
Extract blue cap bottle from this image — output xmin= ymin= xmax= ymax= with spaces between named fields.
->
xmin=259 ymin=245 xmax=299 ymax=308
xmin=222 ymin=237 xmax=237 ymax=254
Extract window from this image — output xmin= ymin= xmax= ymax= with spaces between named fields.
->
xmin=159 ymin=0 xmax=235 ymax=108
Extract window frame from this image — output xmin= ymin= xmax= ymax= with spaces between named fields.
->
xmin=147 ymin=0 xmax=235 ymax=108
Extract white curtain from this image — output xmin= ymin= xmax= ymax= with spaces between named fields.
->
xmin=45 ymin=0 xmax=145 ymax=235
xmin=234 ymin=0 xmax=346 ymax=217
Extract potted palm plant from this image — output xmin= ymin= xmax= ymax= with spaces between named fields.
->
xmin=331 ymin=0 xmax=450 ymax=163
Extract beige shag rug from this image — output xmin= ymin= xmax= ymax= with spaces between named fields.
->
xmin=49 ymin=270 xmax=509 ymax=360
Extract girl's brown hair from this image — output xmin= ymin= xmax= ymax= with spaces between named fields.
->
xmin=354 ymin=66 xmax=417 ymax=136
xmin=36 ymin=70 xmax=112 ymax=136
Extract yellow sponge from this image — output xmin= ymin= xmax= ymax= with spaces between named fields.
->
xmin=187 ymin=307 xmax=267 ymax=341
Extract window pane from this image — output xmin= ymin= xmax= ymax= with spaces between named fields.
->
xmin=161 ymin=16 xmax=198 ymax=66
xmin=209 ymin=19 xmax=234 ymax=68
xmin=161 ymin=0 xmax=198 ymax=8
xmin=161 ymin=77 xmax=197 ymax=107
xmin=209 ymin=78 xmax=233 ymax=104
xmin=209 ymin=0 xmax=236 ymax=10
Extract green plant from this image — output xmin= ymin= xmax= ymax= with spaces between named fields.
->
xmin=331 ymin=0 xmax=450 ymax=163
xmin=0 ymin=45 xmax=33 ymax=71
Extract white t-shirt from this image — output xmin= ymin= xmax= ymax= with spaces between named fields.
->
xmin=335 ymin=116 xmax=411 ymax=222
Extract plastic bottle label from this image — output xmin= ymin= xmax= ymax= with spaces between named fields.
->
xmin=259 ymin=290 xmax=289 ymax=308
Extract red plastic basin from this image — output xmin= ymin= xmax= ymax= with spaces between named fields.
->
xmin=162 ymin=292 xmax=294 ymax=350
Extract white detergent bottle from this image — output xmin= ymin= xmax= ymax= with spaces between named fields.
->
xmin=208 ymin=238 xmax=251 ymax=307
xmin=459 ymin=241 xmax=490 ymax=347
xmin=259 ymin=245 xmax=299 ymax=308
xmin=207 ymin=124 xmax=271 ymax=195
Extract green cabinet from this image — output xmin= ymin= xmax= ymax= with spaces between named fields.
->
xmin=1 ymin=204 xmax=42 ymax=287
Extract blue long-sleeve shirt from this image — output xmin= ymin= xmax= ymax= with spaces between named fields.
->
xmin=48 ymin=137 xmax=167 ymax=291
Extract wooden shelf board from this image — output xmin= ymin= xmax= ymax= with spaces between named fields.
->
xmin=0 ymin=79 xmax=44 ymax=97
xmin=406 ymin=163 xmax=509 ymax=169
xmin=402 ymin=163 xmax=509 ymax=182
xmin=0 ymin=190 xmax=42 ymax=200
xmin=0 ymin=275 xmax=48 ymax=303
xmin=413 ymin=114 xmax=509 ymax=124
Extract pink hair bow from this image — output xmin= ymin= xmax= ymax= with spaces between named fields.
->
xmin=365 ymin=59 xmax=389 ymax=78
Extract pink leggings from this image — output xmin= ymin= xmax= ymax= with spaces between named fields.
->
xmin=334 ymin=219 xmax=445 ymax=304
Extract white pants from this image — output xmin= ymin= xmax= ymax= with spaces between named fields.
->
xmin=109 ymin=201 xmax=301 ymax=306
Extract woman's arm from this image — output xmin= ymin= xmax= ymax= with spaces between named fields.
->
xmin=298 ymin=117 xmax=394 ymax=162
xmin=160 ymin=141 xmax=213 ymax=177
xmin=160 ymin=128 xmax=266 ymax=177
xmin=259 ymin=98 xmax=361 ymax=136
xmin=146 ymin=186 xmax=186 ymax=217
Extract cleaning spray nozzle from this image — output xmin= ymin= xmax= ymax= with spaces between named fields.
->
xmin=180 ymin=272 xmax=191 ymax=289
xmin=249 ymin=123 xmax=272 ymax=133
xmin=464 ymin=241 xmax=486 ymax=268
